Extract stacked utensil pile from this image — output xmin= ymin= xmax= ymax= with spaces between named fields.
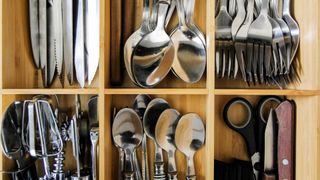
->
xmin=1 ymin=95 xmax=99 ymax=180
xmin=216 ymin=0 xmax=300 ymax=87
xmin=29 ymin=0 xmax=100 ymax=87
xmin=112 ymin=95 xmax=206 ymax=179
xmin=124 ymin=0 xmax=207 ymax=88
xmin=221 ymin=96 xmax=295 ymax=180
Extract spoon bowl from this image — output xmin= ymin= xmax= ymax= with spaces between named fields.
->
xmin=175 ymin=113 xmax=205 ymax=179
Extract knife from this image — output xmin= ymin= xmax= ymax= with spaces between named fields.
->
xmin=62 ymin=0 xmax=73 ymax=85
xmin=84 ymin=0 xmax=100 ymax=85
xmin=263 ymin=109 xmax=277 ymax=180
xmin=74 ymin=0 xmax=86 ymax=88
xmin=29 ymin=0 xmax=47 ymax=69
xmin=47 ymin=0 xmax=63 ymax=86
xmin=275 ymin=101 xmax=295 ymax=180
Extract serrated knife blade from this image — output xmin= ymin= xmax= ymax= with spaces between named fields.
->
xmin=62 ymin=0 xmax=73 ymax=85
xmin=75 ymin=0 xmax=85 ymax=88
xmin=84 ymin=0 xmax=100 ymax=85
xmin=47 ymin=0 xmax=63 ymax=86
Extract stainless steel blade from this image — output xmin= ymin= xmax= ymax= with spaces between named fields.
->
xmin=84 ymin=0 xmax=100 ymax=85
xmin=264 ymin=109 xmax=276 ymax=172
xmin=63 ymin=0 xmax=73 ymax=85
xmin=29 ymin=0 xmax=40 ymax=68
xmin=39 ymin=0 xmax=47 ymax=69
xmin=75 ymin=0 xmax=86 ymax=88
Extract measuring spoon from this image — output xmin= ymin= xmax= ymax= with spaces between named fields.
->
xmin=170 ymin=0 xmax=206 ymax=83
xmin=132 ymin=0 xmax=175 ymax=88
xmin=155 ymin=109 xmax=181 ymax=180
xmin=175 ymin=113 xmax=205 ymax=180
xmin=143 ymin=98 xmax=170 ymax=179
xmin=113 ymin=108 xmax=143 ymax=180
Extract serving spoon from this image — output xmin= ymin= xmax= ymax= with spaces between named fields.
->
xmin=132 ymin=0 xmax=175 ymax=88
xmin=170 ymin=0 xmax=206 ymax=83
xmin=143 ymin=98 xmax=170 ymax=179
xmin=175 ymin=113 xmax=205 ymax=180
xmin=113 ymin=108 xmax=143 ymax=179
xmin=155 ymin=108 xmax=181 ymax=180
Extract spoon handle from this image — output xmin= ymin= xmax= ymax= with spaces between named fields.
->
xmin=168 ymin=171 xmax=178 ymax=180
xmin=154 ymin=161 xmax=166 ymax=180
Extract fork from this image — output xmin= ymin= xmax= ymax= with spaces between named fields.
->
xmin=215 ymin=0 xmax=233 ymax=78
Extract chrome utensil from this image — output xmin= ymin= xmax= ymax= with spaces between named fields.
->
xmin=84 ymin=0 xmax=100 ymax=85
xmin=175 ymin=113 xmax=205 ymax=180
xmin=215 ymin=0 xmax=233 ymax=78
xmin=171 ymin=0 xmax=206 ymax=83
xmin=132 ymin=0 xmax=175 ymax=88
xmin=155 ymin=109 xmax=180 ymax=180
xmin=75 ymin=0 xmax=86 ymax=88
xmin=29 ymin=0 xmax=47 ymax=69
xmin=143 ymin=98 xmax=170 ymax=179
xmin=90 ymin=127 xmax=99 ymax=180
xmin=124 ymin=0 xmax=151 ymax=84
xmin=133 ymin=94 xmax=152 ymax=180
xmin=62 ymin=0 xmax=74 ymax=85
xmin=113 ymin=108 xmax=143 ymax=180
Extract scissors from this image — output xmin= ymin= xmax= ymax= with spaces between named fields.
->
xmin=223 ymin=96 xmax=282 ymax=180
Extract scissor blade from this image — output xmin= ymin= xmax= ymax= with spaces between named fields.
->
xmin=75 ymin=0 xmax=86 ymax=88
xmin=85 ymin=0 xmax=100 ymax=85
xmin=264 ymin=109 xmax=276 ymax=172
xmin=29 ymin=0 xmax=40 ymax=68
xmin=63 ymin=0 xmax=73 ymax=85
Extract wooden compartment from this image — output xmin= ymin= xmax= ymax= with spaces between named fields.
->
xmin=215 ymin=0 xmax=320 ymax=90
xmin=105 ymin=0 xmax=208 ymax=88
xmin=103 ymin=94 xmax=210 ymax=180
xmin=1 ymin=94 xmax=99 ymax=179
xmin=1 ymin=0 xmax=101 ymax=89
xmin=214 ymin=95 xmax=319 ymax=179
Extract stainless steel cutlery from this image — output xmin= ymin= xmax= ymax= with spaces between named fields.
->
xmin=112 ymin=95 xmax=206 ymax=180
xmin=216 ymin=0 xmax=300 ymax=87
xmin=29 ymin=0 xmax=100 ymax=87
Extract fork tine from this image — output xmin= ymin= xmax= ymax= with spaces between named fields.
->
xmin=258 ymin=44 xmax=265 ymax=84
xmin=264 ymin=45 xmax=272 ymax=78
xmin=221 ymin=43 xmax=227 ymax=78
xmin=235 ymin=42 xmax=247 ymax=82
xmin=252 ymin=43 xmax=259 ymax=84
xmin=229 ymin=45 xmax=236 ymax=78
xmin=215 ymin=41 xmax=221 ymax=77
xmin=233 ymin=52 xmax=239 ymax=79
xmin=246 ymin=42 xmax=254 ymax=82
xmin=272 ymin=43 xmax=280 ymax=76
xmin=227 ymin=46 xmax=232 ymax=78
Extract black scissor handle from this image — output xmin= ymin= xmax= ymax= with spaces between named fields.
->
xmin=256 ymin=96 xmax=282 ymax=123
xmin=223 ymin=97 xmax=257 ymax=158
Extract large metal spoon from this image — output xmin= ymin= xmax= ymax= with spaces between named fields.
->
xmin=155 ymin=109 xmax=181 ymax=180
xmin=132 ymin=0 xmax=175 ymax=88
xmin=133 ymin=95 xmax=152 ymax=180
xmin=170 ymin=0 xmax=206 ymax=83
xmin=143 ymin=98 xmax=170 ymax=179
xmin=113 ymin=108 xmax=143 ymax=180
xmin=124 ymin=0 xmax=151 ymax=83
xmin=175 ymin=113 xmax=205 ymax=180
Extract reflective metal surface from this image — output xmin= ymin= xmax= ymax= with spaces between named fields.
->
xmin=113 ymin=108 xmax=143 ymax=179
xmin=175 ymin=113 xmax=205 ymax=179
xmin=170 ymin=0 xmax=206 ymax=83
xmin=155 ymin=109 xmax=180 ymax=179
xmin=143 ymin=98 xmax=170 ymax=179
xmin=132 ymin=1 xmax=175 ymax=88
